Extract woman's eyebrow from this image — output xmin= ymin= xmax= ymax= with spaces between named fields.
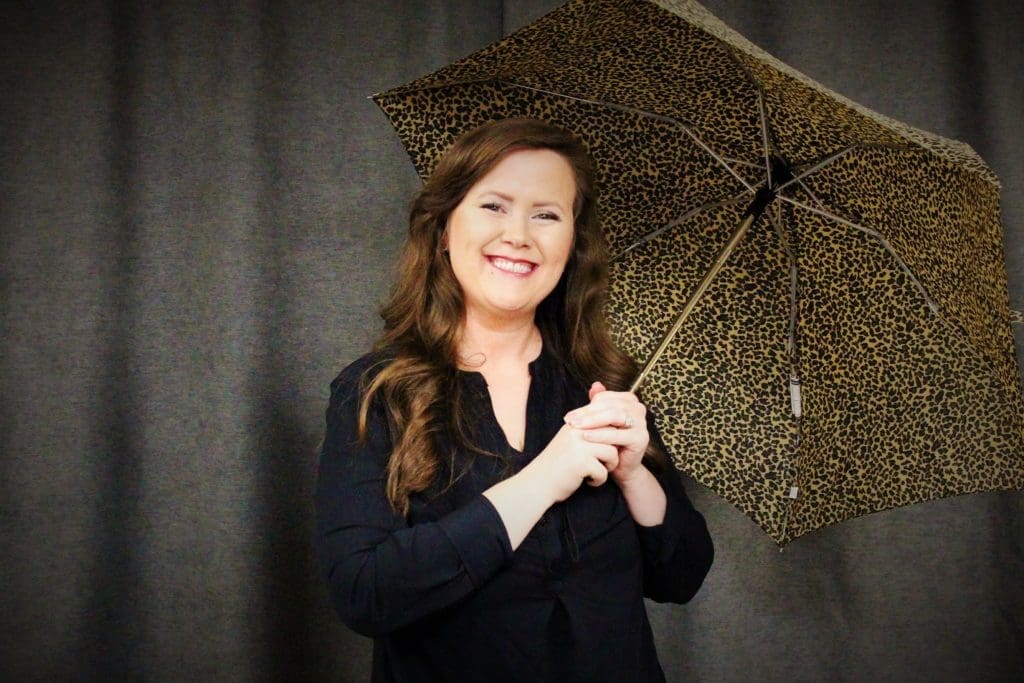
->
xmin=476 ymin=189 xmax=567 ymax=210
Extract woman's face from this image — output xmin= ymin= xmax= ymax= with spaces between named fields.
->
xmin=445 ymin=148 xmax=576 ymax=326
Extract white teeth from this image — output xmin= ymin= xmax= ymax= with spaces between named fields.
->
xmin=491 ymin=257 xmax=534 ymax=274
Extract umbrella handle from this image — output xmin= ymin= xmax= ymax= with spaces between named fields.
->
xmin=630 ymin=210 xmax=758 ymax=393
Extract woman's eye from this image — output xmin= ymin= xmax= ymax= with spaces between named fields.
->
xmin=481 ymin=203 xmax=502 ymax=212
xmin=536 ymin=212 xmax=561 ymax=221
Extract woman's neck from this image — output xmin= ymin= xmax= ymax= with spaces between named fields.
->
xmin=457 ymin=313 xmax=541 ymax=372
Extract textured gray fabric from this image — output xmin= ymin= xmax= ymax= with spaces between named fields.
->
xmin=1 ymin=1 xmax=1021 ymax=680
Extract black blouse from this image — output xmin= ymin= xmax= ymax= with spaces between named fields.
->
xmin=315 ymin=347 xmax=713 ymax=682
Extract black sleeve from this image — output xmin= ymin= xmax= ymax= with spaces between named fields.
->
xmin=314 ymin=359 xmax=514 ymax=636
xmin=634 ymin=421 xmax=714 ymax=604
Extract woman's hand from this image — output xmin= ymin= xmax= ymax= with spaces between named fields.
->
xmin=563 ymin=382 xmax=667 ymax=527
xmin=487 ymin=384 xmax=661 ymax=545
xmin=485 ymin=423 xmax=619 ymax=550
xmin=563 ymin=382 xmax=649 ymax=486
xmin=524 ymin=423 xmax=621 ymax=504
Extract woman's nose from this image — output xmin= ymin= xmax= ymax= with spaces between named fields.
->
xmin=501 ymin=214 xmax=530 ymax=246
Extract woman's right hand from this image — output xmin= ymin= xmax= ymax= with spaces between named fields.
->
xmin=525 ymin=423 xmax=620 ymax=504
xmin=483 ymin=424 xmax=618 ymax=551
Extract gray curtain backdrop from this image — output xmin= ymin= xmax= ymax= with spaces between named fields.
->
xmin=2 ymin=1 xmax=1022 ymax=680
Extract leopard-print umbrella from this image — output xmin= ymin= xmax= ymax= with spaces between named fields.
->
xmin=372 ymin=0 xmax=1024 ymax=544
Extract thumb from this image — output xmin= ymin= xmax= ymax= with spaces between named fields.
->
xmin=588 ymin=381 xmax=607 ymax=401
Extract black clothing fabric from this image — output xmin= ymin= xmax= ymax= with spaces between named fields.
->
xmin=316 ymin=347 xmax=714 ymax=682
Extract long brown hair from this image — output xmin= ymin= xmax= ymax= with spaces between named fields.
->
xmin=361 ymin=118 xmax=649 ymax=515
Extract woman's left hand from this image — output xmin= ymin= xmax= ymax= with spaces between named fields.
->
xmin=563 ymin=382 xmax=649 ymax=485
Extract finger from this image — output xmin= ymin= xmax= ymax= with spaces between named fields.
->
xmin=590 ymin=443 xmax=619 ymax=470
xmin=574 ymin=391 xmax=645 ymax=417
xmin=581 ymin=427 xmax=643 ymax=446
xmin=586 ymin=389 xmax=641 ymax=406
xmin=584 ymin=460 xmax=608 ymax=487
xmin=565 ymin=387 xmax=632 ymax=424
xmin=567 ymin=406 xmax=638 ymax=429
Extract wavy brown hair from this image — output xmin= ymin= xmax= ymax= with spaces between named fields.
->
xmin=360 ymin=118 xmax=655 ymax=515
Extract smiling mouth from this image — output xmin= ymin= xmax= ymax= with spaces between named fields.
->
xmin=488 ymin=256 xmax=536 ymax=275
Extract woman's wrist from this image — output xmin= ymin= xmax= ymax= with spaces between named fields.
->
xmin=483 ymin=464 xmax=557 ymax=550
xmin=515 ymin=458 xmax=561 ymax=509
xmin=612 ymin=462 xmax=652 ymax=491
xmin=614 ymin=466 xmax=667 ymax=527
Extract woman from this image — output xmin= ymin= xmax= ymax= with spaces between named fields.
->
xmin=316 ymin=118 xmax=713 ymax=682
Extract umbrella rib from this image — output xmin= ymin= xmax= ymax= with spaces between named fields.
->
xmin=757 ymin=89 xmax=773 ymax=183
xmin=777 ymin=147 xmax=855 ymax=193
xmin=766 ymin=202 xmax=806 ymax=530
xmin=504 ymin=82 xmax=755 ymax=191
xmin=779 ymin=196 xmax=940 ymax=313
xmin=612 ymin=191 xmax=754 ymax=261
xmin=792 ymin=176 xmax=828 ymax=212
xmin=723 ymin=157 xmax=763 ymax=170
xmin=766 ymin=203 xmax=800 ymax=361
xmin=777 ymin=142 xmax=921 ymax=194
xmin=780 ymin=142 xmax=928 ymax=217
xmin=720 ymin=37 xmax=780 ymax=188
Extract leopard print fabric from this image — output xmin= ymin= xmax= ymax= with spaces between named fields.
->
xmin=373 ymin=0 xmax=1024 ymax=544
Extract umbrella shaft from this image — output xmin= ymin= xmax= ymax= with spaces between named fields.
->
xmin=631 ymin=211 xmax=758 ymax=392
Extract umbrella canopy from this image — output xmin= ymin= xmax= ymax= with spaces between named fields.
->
xmin=372 ymin=0 xmax=1024 ymax=544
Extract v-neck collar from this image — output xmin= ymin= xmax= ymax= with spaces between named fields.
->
xmin=457 ymin=345 xmax=559 ymax=458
